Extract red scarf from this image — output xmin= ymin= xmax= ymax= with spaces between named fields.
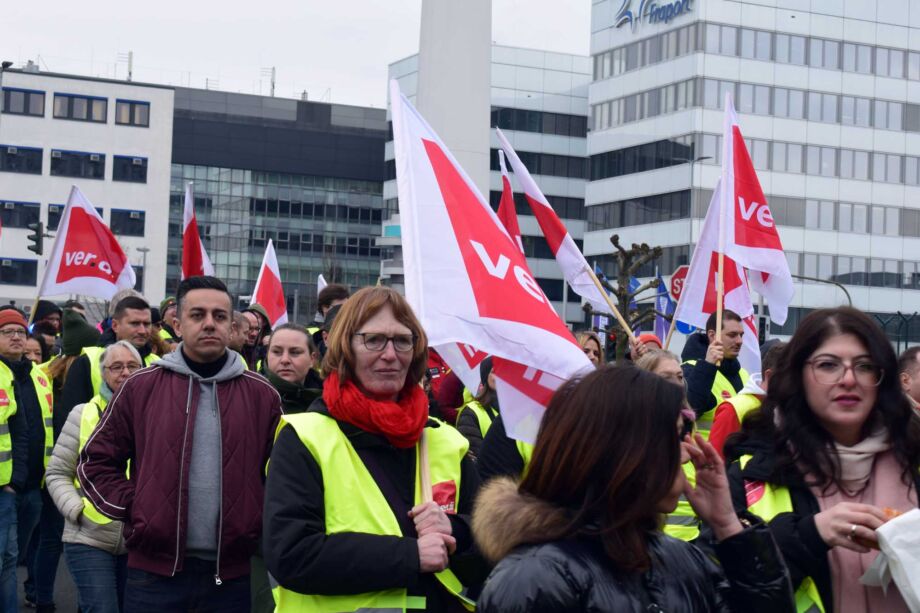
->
xmin=323 ymin=371 xmax=428 ymax=448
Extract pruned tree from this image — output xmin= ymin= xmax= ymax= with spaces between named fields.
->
xmin=585 ymin=234 xmax=668 ymax=361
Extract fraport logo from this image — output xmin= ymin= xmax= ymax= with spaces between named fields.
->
xmin=615 ymin=0 xmax=693 ymax=33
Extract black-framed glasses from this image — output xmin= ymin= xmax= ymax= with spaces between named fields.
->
xmin=353 ymin=332 xmax=415 ymax=353
xmin=104 ymin=363 xmax=142 ymax=374
xmin=0 ymin=328 xmax=26 ymax=338
xmin=805 ymin=358 xmax=883 ymax=387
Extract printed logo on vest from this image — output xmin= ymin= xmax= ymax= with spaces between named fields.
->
xmin=744 ymin=479 xmax=765 ymax=507
xmin=45 ymin=395 xmax=53 ymax=412
xmin=721 ymin=390 xmax=732 ymax=399
xmin=37 ymin=376 xmax=48 ymax=388
xmin=432 ymin=480 xmax=457 ymax=514
xmin=0 ymin=390 xmax=9 ymax=407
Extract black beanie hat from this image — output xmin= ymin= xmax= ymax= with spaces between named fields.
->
xmin=62 ymin=309 xmax=102 ymax=357
xmin=479 ymin=356 xmax=494 ymax=389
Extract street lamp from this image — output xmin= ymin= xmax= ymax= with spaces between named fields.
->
xmin=136 ymin=247 xmax=150 ymax=294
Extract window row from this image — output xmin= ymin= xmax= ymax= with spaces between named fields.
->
xmin=0 ymin=146 xmax=148 ymax=182
xmin=586 ymin=191 xmax=691 ymax=231
xmin=490 ymin=107 xmax=588 ymax=138
xmin=591 ymin=76 xmax=917 ymax=133
xmin=696 ymin=132 xmax=920 ymax=185
xmin=589 ymin=135 xmax=695 ymax=181
xmin=786 ymin=251 xmax=920 ymax=291
xmin=771 ymin=306 xmax=920 ymax=341
xmin=594 ymin=245 xmax=690 ymax=279
xmin=175 ymin=164 xmax=383 ymax=194
xmin=487 ymin=190 xmax=586 ymax=220
xmin=247 ymin=230 xmax=382 ymax=258
xmin=0 ymin=201 xmax=143 ymax=235
xmin=594 ymin=20 xmax=920 ymax=83
xmin=1 ymin=88 xmax=150 ymax=126
xmin=488 ymin=149 xmax=587 ymax=179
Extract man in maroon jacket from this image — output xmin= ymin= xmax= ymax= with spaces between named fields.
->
xmin=78 ymin=276 xmax=282 ymax=612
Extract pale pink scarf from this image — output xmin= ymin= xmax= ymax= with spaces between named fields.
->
xmin=811 ymin=446 xmax=917 ymax=613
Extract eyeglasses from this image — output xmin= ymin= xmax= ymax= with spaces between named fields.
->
xmin=806 ymin=358 xmax=883 ymax=387
xmin=104 ymin=363 xmax=142 ymax=374
xmin=0 ymin=329 xmax=26 ymax=339
xmin=353 ymin=332 xmax=415 ymax=353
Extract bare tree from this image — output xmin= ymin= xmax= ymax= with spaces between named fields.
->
xmin=586 ymin=234 xmax=667 ymax=361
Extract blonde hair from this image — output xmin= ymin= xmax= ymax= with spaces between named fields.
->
xmin=634 ymin=349 xmax=681 ymax=373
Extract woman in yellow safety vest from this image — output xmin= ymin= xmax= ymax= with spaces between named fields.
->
xmin=725 ymin=307 xmax=920 ymax=613
xmin=455 ymin=357 xmax=499 ymax=460
xmin=263 ymin=286 xmax=483 ymax=612
xmin=46 ymin=340 xmax=142 ymax=612
xmin=473 ymin=365 xmax=795 ymax=612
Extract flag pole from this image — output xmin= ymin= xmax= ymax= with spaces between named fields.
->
xmin=585 ymin=266 xmax=637 ymax=343
xmin=419 ymin=429 xmax=432 ymax=504
xmin=663 ymin=290 xmax=685 ymax=351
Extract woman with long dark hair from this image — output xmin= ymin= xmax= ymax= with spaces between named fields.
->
xmin=474 ymin=366 xmax=794 ymax=612
xmin=725 ymin=307 xmax=920 ymax=612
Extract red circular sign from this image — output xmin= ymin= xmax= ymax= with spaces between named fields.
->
xmin=669 ymin=265 xmax=689 ymax=302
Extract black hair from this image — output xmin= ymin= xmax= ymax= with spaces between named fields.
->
xmin=729 ymin=307 xmax=920 ymax=492
xmin=112 ymin=296 xmax=151 ymax=320
xmin=705 ymin=309 xmax=742 ymax=333
xmin=27 ymin=333 xmax=51 ymax=363
xmin=317 ymin=283 xmax=349 ymax=313
xmin=268 ymin=323 xmax=317 ymax=354
xmin=177 ymin=276 xmax=232 ymax=315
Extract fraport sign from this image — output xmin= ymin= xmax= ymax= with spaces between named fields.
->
xmin=615 ymin=0 xmax=694 ymax=33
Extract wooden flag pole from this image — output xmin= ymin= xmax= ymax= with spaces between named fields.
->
xmin=663 ymin=299 xmax=682 ymax=351
xmin=714 ymin=251 xmax=725 ymax=365
xmin=419 ymin=429 xmax=432 ymax=504
xmin=586 ymin=266 xmax=637 ymax=343
xmin=26 ymin=297 xmax=41 ymax=326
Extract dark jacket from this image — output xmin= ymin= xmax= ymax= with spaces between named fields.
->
xmin=681 ymin=333 xmax=745 ymax=417
xmin=475 ymin=478 xmax=795 ymax=613
xmin=724 ymin=433 xmax=920 ymax=611
xmin=263 ymin=398 xmax=485 ymax=612
xmin=456 ymin=399 xmax=498 ymax=460
xmin=77 ymin=349 xmax=283 ymax=581
xmin=477 ymin=415 xmax=525 ymax=482
xmin=266 ymin=369 xmax=323 ymax=414
xmin=2 ymin=356 xmax=46 ymax=491
xmin=59 ymin=338 xmax=154 ymax=433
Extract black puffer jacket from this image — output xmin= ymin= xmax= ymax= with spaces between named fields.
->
xmin=474 ymin=478 xmax=794 ymax=613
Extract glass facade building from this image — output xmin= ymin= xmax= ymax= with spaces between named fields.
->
xmin=168 ymin=87 xmax=387 ymax=322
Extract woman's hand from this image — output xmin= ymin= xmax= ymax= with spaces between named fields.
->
xmin=417 ymin=533 xmax=456 ymax=573
xmin=814 ymin=502 xmax=888 ymax=553
xmin=629 ymin=336 xmax=650 ymax=359
xmin=409 ymin=501 xmax=453 ymax=541
xmin=682 ymin=433 xmax=743 ymax=541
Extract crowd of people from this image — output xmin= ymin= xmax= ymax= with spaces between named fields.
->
xmin=0 ymin=278 xmax=916 ymax=612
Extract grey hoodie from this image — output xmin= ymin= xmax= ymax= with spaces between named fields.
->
xmin=156 ymin=346 xmax=246 ymax=560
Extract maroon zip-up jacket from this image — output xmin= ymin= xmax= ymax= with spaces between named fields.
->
xmin=77 ymin=355 xmax=282 ymax=581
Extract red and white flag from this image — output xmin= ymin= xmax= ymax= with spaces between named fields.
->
xmin=496 ymin=128 xmax=611 ymax=316
xmin=250 ymin=239 xmax=288 ymax=328
xmin=720 ymin=94 xmax=793 ymax=324
xmin=673 ymin=180 xmax=760 ymax=374
xmin=181 ymin=183 xmax=215 ymax=279
xmin=496 ymin=150 xmax=524 ymax=254
xmin=38 ymin=186 xmax=135 ymax=300
xmin=391 ymin=81 xmax=592 ymax=443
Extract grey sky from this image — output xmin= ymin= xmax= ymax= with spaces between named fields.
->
xmin=4 ymin=0 xmax=589 ymax=108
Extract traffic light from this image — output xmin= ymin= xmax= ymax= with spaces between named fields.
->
xmin=26 ymin=222 xmax=43 ymax=256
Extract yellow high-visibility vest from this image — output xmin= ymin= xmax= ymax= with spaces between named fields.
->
xmin=456 ymin=400 xmax=497 ymax=439
xmin=682 ymin=360 xmax=750 ymax=437
xmin=272 ymin=412 xmax=475 ymax=612
xmin=0 ymin=361 xmax=53 ymax=484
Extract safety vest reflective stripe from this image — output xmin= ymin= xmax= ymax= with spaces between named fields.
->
xmin=0 ymin=423 xmax=8 ymax=435
xmin=74 ymin=395 xmax=118 ymax=525
xmin=737 ymin=455 xmax=825 ymax=613
xmin=457 ymin=401 xmax=496 ymax=439
xmin=682 ymin=360 xmax=750 ymax=437
xmin=83 ymin=347 xmax=159 ymax=398
xmin=274 ymin=412 xmax=474 ymax=612
xmin=0 ymin=451 xmax=11 ymax=463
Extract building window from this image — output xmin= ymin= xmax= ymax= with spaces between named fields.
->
xmin=47 ymin=204 xmax=103 ymax=231
xmin=0 ymin=200 xmax=40 ymax=229
xmin=50 ymin=150 xmax=105 ymax=179
xmin=52 ymin=94 xmax=107 ymax=122
xmin=110 ymin=209 xmax=145 ymax=236
xmin=843 ymin=43 xmax=872 ymax=74
xmin=1 ymin=88 xmax=44 ymax=117
xmin=0 ymin=258 xmax=37 ymax=286
xmin=0 ymin=145 xmax=42 ymax=174
xmin=490 ymin=108 xmax=587 ymax=138
xmin=112 ymin=155 xmax=148 ymax=183
xmin=115 ymin=99 xmax=150 ymax=127
xmin=776 ymin=33 xmax=807 ymax=65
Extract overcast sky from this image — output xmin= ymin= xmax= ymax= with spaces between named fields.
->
xmin=3 ymin=1 xmax=589 ymax=108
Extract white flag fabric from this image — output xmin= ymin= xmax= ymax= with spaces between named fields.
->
xmin=673 ymin=181 xmax=761 ymax=375
xmin=38 ymin=186 xmax=135 ymax=300
xmin=720 ymin=94 xmax=794 ymax=325
xmin=391 ymin=80 xmax=592 ymax=443
xmin=181 ymin=183 xmax=215 ymax=279
xmin=251 ymin=239 xmax=288 ymax=328
xmin=496 ymin=150 xmax=524 ymax=254
xmin=317 ymin=273 xmax=328 ymax=295
xmin=496 ymin=128 xmax=612 ymax=316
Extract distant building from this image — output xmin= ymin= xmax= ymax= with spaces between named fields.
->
xmin=0 ymin=65 xmax=174 ymax=308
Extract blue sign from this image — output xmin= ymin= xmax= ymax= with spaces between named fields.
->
xmin=615 ymin=0 xmax=694 ymax=33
